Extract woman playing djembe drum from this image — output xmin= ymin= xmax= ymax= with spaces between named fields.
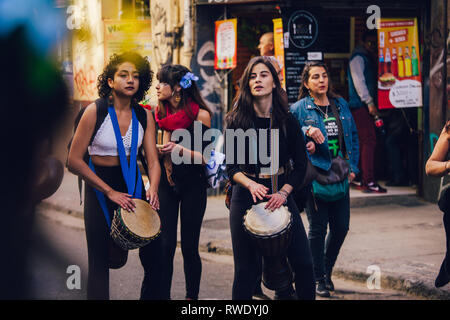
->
xmin=225 ymin=56 xmax=316 ymax=300
xmin=68 ymin=52 xmax=161 ymax=300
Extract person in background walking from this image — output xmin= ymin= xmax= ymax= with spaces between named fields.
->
xmin=425 ymin=121 xmax=450 ymax=288
xmin=347 ymin=30 xmax=386 ymax=193
xmin=291 ymin=61 xmax=359 ymax=297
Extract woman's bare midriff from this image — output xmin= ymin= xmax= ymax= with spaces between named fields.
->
xmin=91 ymin=155 xmax=131 ymax=167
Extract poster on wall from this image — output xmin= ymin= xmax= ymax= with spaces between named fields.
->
xmin=377 ymin=18 xmax=422 ymax=109
xmin=104 ymin=20 xmax=152 ymax=63
xmin=214 ymin=18 xmax=237 ymax=70
xmin=273 ymin=18 xmax=286 ymax=90
xmin=282 ymin=8 xmax=322 ymax=105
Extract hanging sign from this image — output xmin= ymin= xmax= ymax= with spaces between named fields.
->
xmin=273 ymin=18 xmax=286 ymax=90
xmin=377 ymin=18 xmax=422 ymax=109
xmin=214 ymin=18 xmax=237 ymax=70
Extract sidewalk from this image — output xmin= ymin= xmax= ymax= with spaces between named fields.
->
xmin=40 ymin=170 xmax=450 ymax=299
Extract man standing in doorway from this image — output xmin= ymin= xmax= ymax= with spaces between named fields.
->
xmin=258 ymin=32 xmax=275 ymax=56
xmin=348 ymin=30 xmax=387 ymax=193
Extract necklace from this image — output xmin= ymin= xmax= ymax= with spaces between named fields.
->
xmin=310 ymin=95 xmax=329 ymax=119
xmin=316 ymin=104 xmax=329 ymax=119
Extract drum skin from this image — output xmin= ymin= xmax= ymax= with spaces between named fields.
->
xmin=111 ymin=199 xmax=161 ymax=250
xmin=243 ymin=202 xmax=293 ymax=257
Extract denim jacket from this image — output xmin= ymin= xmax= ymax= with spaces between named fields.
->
xmin=290 ymin=96 xmax=359 ymax=174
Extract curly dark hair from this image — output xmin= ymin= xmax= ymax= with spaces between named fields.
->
xmin=97 ymin=51 xmax=153 ymax=102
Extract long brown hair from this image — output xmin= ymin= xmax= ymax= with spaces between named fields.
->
xmin=156 ymin=64 xmax=211 ymax=119
xmin=226 ymin=56 xmax=289 ymax=130
xmin=298 ymin=61 xmax=340 ymax=101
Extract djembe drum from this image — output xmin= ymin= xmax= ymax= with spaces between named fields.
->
xmin=243 ymin=202 xmax=293 ymax=291
xmin=110 ymin=199 xmax=161 ymax=251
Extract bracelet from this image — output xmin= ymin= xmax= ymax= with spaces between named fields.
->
xmin=277 ymin=191 xmax=288 ymax=204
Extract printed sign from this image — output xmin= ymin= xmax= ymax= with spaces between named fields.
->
xmin=273 ymin=18 xmax=286 ymax=89
xmin=214 ymin=18 xmax=237 ymax=70
xmin=377 ymin=18 xmax=422 ymax=109
xmin=282 ymin=8 xmax=322 ymax=104
xmin=104 ymin=20 xmax=152 ymax=62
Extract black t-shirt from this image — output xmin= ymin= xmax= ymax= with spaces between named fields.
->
xmin=226 ymin=113 xmax=307 ymax=190
xmin=318 ymin=105 xmax=340 ymax=158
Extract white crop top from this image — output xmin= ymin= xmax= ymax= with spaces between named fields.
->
xmin=89 ymin=113 xmax=144 ymax=156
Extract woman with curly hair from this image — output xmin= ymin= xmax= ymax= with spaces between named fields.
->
xmin=68 ymin=51 xmax=161 ymax=299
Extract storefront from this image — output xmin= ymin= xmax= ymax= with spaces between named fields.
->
xmin=192 ymin=0 xmax=448 ymax=201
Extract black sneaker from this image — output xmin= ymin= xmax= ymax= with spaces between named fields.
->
xmin=362 ymin=182 xmax=387 ymax=193
xmin=316 ymin=280 xmax=330 ymax=297
xmin=324 ymin=275 xmax=335 ymax=292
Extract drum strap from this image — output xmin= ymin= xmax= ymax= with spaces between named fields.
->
xmin=88 ymin=106 xmax=143 ymax=229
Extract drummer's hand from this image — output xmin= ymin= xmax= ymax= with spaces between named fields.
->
xmin=247 ymin=181 xmax=269 ymax=203
xmin=265 ymin=193 xmax=286 ymax=211
xmin=106 ymin=189 xmax=136 ymax=212
xmin=146 ymin=189 xmax=160 ymax=211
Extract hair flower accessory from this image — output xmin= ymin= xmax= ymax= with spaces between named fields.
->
xmin=180 ymin=72 xmax=199 ymax=89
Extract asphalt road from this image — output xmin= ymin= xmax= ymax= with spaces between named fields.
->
xmin=27 ymin=205 xmax=424 ymax=300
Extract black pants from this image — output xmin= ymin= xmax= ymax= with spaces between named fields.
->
xmin=153 ymin=173 xmax=207 ymax=300
xmin=305 ymin=190 xmax=350 ymax=281
xmin=229 ymin=175 xmax=316 ymax=300
xmin=84 ymin=165 xmax=162 ymax=300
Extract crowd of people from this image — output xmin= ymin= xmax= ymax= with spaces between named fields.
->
xmin=65 ymin=28 xmax=447 ymax=301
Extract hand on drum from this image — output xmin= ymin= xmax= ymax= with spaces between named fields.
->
xmin=106 ymin=189 xmax=136 ymax=212
xmin=146 ymin=189 xmax=160 ymax=211
xmin=247 ymin=181 xmax=269 ymax=203
xmin=265 ymin=193 xmax=286 ymax=211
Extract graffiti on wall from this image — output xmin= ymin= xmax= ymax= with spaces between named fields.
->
xmin=73 ymin=65 xmax=96 ymax=99
xmin=196 ymin=40 xmax=224 ymax=130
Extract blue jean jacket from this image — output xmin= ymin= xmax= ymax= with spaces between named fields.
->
xmin=290 ymin=96 xmax=359 ymax=174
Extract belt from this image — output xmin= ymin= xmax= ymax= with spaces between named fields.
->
xmin=243 ymin=167 xmax=285 ymax=179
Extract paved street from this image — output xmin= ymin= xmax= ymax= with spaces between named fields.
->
xmin=29 ymin=203 xmax=431 ymax=300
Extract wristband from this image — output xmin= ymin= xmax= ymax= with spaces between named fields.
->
xmin=277 ymin=191 xmax=288 ymax=204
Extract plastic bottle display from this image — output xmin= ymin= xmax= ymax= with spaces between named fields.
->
xmin=397 ymin=47 xmax=404 ymax=78
xmin=378 ymin=48 xmax=385 ymax=77
xmin=391 ymin=47 xmax=398 ymax=77
xmin=404 ymin=46 xmax=412 ymax=77
xmin=385 ymin=47 xmax=391 ymax=73
xmin=411 ymin=46 xmax=419 ymax=76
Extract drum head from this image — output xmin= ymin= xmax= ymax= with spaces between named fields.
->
xmin=244 ymin=202 xmax=291 ymax=236
xmin=120 ymin=199 xmax=160 ymax=239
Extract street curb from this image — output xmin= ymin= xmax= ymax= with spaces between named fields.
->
xmin=41 ymin=192 xmax=424 ymax=220
xmin=332 ymin=269 xmax=450 ymax=300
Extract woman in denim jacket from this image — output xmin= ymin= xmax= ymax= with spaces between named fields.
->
xmin=290 ymin=61 xmax=359 ymax=297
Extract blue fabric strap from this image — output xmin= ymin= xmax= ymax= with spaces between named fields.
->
xmin=108 ymin=106 xmax=142 ymax=199
xmin=89 ymin=106 xmax=143 ymax=229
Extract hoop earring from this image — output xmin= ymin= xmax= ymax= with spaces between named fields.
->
xmin=172 ymin=91 xmax=181 ymax=103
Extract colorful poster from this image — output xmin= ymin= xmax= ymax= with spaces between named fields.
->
xmin=377 ymin=18 xmax=422 ymax=109
xmin=104 ymin=20 xmax=152 ymax=64
xmin=214 ymin=18 xmax=237 ymax=70
xmin=273 ymin=18 xmax=286 ymax=90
